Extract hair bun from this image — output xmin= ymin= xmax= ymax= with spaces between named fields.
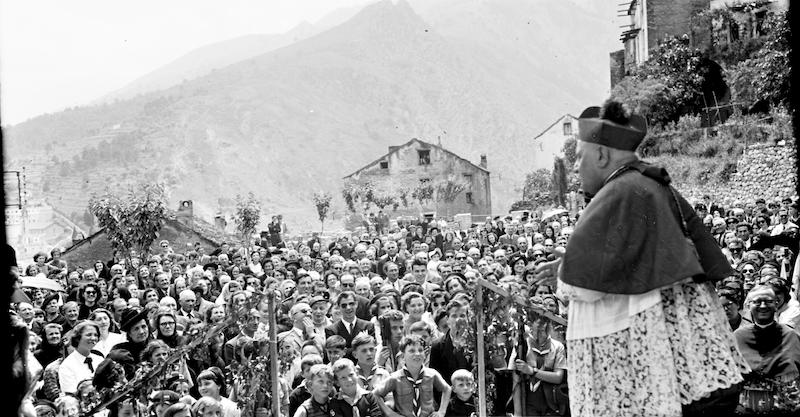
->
xmin=600 ymin=100 xmax=630 ymax=125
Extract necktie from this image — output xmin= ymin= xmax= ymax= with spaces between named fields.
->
xmin=85 ymin=357 xmax=94 ymax=372
xmin=403 ymin=367 xmax=423 ymax=417
xmin=347 ymin=322 xmax=353 ymax=335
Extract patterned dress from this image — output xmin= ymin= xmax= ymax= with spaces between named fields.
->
xmin=562 ymin=278 xmax=750 ymax=416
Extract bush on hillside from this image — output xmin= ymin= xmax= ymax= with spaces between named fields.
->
xmin=726 ymin=11 xmax=790 ymax=111
xmin=611 ymin=36 xmax=712 ymax=127
xmin=637 ymin=108 xmax=789 ymax=160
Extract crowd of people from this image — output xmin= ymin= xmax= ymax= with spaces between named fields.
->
xmin=8 ymin=193 xmax=800 ymax=416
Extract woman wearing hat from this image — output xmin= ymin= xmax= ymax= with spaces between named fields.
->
xmin=112 ymin=308 xmax=153 ymax=365
xmin=42 ymin=293 xmax=63 ymax=325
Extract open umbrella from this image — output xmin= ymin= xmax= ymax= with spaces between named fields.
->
xmin=21 ymin=275 xmax=65 ymax=292
xmin=541 ymin=208 xmax=568 ymax=221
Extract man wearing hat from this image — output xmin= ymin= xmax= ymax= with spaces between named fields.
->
xmin=549 ymin=100 xmax=748 ymax=416
xmin=112 ymin=308 xmax=152 ymax=364
xmin=308 ymin=294 xmax=332 ymax=347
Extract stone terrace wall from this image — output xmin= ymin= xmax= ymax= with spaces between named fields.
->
xmin=683 ymin=142 xmax=797 ymax=205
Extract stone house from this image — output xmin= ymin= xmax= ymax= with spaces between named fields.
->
xmin=612 ymin=0 xmax=712 ymax=80
xmin=343 ymin=138 xmax=491 ymax=219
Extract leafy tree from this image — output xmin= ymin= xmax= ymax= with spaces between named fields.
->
xmin=522 ymin=168 xmax=554 ymax=208
xmin=728 ymin=11 xmax=790 ymax=111
xmin=436 ymin=177 xmax=468 ymax=216
xmin=610 ymin=77 xmax=673 ymax=123
xmin=312 ymin=191 xmax=332 ymax=234
xmin=411 ymin=181 xmax=435 ymax=205
xmin=235 ymin=192 xmax=261 ymax=261
xmin=88 ymin=183 xmax=168 ymax=259
xmin=612 ymin=36 xmax=714 ymax=127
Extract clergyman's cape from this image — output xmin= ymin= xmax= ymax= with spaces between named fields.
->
xmin=563 ymin=162 xmax=733 ymax=294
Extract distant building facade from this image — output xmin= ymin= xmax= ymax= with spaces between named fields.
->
xmin=531 ymin=114 xmax=578 ymax=169
xmin=343 ymin=139 xmax=491 ymax=218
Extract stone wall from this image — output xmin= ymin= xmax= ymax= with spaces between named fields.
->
xmin=647 ymin=0 xmax=712 ymax=50
xmin=682 ymin=141 xmax=797 ymax=205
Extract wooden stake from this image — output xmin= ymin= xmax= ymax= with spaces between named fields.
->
xmin=476 ymin=284 xmax=487 ymax=417
xmin=268 ymin=291 xmax=280 ymax=417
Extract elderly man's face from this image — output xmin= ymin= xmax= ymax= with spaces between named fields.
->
xmin=385 ymin=264 xmax=399 ymax=279
xmin=575 ymin=141 xmax=605 ymax=196
xmin=749 ymin=289 xmax=777 ymax=325
xmin=179 ymin=294 xmax=196 ymax=312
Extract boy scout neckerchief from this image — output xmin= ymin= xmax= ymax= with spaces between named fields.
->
xmin=402 ymin=366 xmax=423 ymax=417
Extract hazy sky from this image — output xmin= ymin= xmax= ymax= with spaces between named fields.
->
xmin=0 ymin=0 xmax=618 ymax=126
xmin=0 ymin=0 xmax=366 ymax=125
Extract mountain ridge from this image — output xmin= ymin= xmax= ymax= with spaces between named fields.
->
xmin=5 ymin=0 xmax=612 ymax=230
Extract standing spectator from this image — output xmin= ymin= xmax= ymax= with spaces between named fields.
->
xmin=558 ymin=101 xmax=747 ymax=416
xmin=325 ymin=292 xmax=375 ymax=355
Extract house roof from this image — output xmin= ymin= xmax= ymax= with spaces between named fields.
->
xmin=532 ymin=114 xmax=578 ymax=141
xmin=343 ymin=138 xmax=489 ymax=179
xmin=62 ymin=213 xmax=236 ymax=258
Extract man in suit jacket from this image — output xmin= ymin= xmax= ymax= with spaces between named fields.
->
xmin=377 ymin=240 xmax=406 ymax=278
xmin=325 ymin=291 xmax=375 ymax=355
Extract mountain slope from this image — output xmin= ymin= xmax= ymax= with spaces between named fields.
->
xmin=94 ymin=4 xmax=368 ymax=104
xmin=5 ymin=0 xmax=613 ymax=230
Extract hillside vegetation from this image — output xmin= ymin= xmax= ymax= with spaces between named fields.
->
xmin=517 ymin=9 xmax=793 ymax=210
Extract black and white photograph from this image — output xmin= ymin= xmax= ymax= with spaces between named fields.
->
xmin=2 ymin=0 xmax=798 ymax=416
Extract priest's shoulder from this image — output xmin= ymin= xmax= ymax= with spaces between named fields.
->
xmin=597 ymin=169 xmax=661 ymax=201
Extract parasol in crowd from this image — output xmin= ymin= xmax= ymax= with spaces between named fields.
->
xmin=21 ymin=274 xmax=65 ymax=292
xmin=541 ymin=208 xmax=568 ymax=221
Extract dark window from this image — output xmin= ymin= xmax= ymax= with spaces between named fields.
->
xmin=466 ymin=192 xmax=474 ymax=204
xmin=563 ymin=122 xmax=573 ymax=136
xmin=380 ymin=161 xmax=388 ymax=169
xmin=418 ymin=149 xmax=430 ymax=165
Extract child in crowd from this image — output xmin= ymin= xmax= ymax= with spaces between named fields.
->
xmin=351 ymin=333 xmax=390 ymax=391
xmin=330 ymin=358 xmax=385 ymax=416
xmin=408 ymin=321 xmax=433 ymax=366
xmin=373 ymin=334 xmax=451 ymax=417
xmin=293 ymin=364 xmax=342 ymax=417
xmin=445 ymin=369 xmax=476 ymax=417
xmin=288 ymin=354 xmax=324 ymax=417
xmin=197 ymin=367 xmax=240 ymax=417
xmin=192 ymin=396 xmax=222 ymax=417
xmin=377 ymin=309 xmax=405 ymax=372
xmin=325 ymin=335 xmax=346 ymax=364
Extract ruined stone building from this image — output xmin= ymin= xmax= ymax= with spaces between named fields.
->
xmin=610 ymin=0 xmax=712 ymax=84
xmin=343 ymin=138 xmax=491 ymax=219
